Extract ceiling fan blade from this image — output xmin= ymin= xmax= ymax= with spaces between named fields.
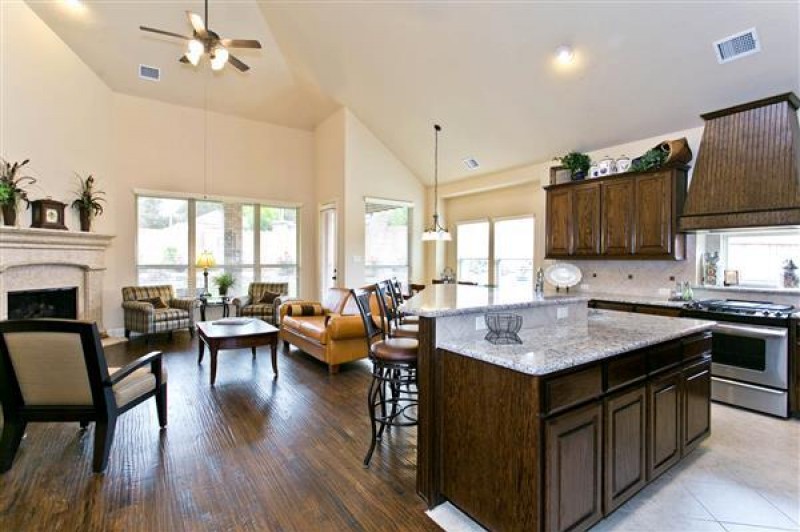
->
xmin=179 ymin=55 xmax=190 ymax=64
xmin=187 ymin=11 xmax=207 ymax=37
xmin=140 ymin=26 xmax=190 ymax=40
xmin=220 ymin=39 xmax=262 ymax=49
xmin=228 ymin=54 xmax=250 ymax=72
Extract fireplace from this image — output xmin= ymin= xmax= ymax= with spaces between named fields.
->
xmin=8 ymin=287 xmax=79 ymax=320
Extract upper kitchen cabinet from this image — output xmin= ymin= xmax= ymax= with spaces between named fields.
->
xmin=545 ymin=166 xmax=688 ymax=260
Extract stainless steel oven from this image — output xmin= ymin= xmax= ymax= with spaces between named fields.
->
xmin=710 ymin=322 xmax=789 ymax=417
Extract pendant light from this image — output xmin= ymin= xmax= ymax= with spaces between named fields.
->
xmin=422 ymin=124 xmax=452 ymax=242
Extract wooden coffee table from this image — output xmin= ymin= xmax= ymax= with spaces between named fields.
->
xmin=196 ymin=319 xmax=279 ymax=386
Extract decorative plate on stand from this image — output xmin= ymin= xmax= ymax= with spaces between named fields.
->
xmin=544 ymin=263 xmax=582 ymax=290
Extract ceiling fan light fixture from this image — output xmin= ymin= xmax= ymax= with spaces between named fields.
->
xmin=210 ymin=45 xmax=229 ymax=70
xmin=188 ymin=39 xmax=204 ymax=56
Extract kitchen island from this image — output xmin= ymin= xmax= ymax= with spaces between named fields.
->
xmin=403 ymin=284 xmax=715 ymax=532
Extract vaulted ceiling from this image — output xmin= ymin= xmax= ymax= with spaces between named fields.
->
xmin=27 ymin=1 xmax=800 ymax=184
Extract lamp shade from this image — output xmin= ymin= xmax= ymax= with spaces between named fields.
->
xmin=196 ymin=251 xmax=216 ymax=269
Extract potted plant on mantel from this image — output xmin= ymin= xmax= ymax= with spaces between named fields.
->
xmin=0 ymin=158 xmax=36 ymax=226
xmin=213 ymin=272 xmax=235 ymax=297
xmin=558 ymin=152 xmax=591 ymax=181
xmin=71 ymin=174 xmax=105 ymax=232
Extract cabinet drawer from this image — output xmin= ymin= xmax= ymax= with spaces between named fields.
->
xmin=648 ymin=341 xmax=682 ymax=375
xmin=606 ymin=351 xmax=647 ymax=392
xmin=545 ymin=366 xmax=603 ymax=415
xmin=682 ymin=333 xmax=712 ymax=361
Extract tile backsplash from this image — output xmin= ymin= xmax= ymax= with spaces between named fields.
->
xmin=570 ymin=234 xmax=699 ymax=297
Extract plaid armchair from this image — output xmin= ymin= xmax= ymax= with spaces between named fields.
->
xmin=232 ymin=282 xmax=290 ymax=324
xmin=121 ymin=285 xmax=198 ymax=339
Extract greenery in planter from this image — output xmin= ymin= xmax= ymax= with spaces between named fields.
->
xmin=630 ymin=148 xmax=668 ymax=173
xmin=71 ymin=174 xmax=105 ymax=231
xmin=0 ymin=158 xmax=35 ymax=206
xmin=213 ymin=272 xmax=236 ymax=295
xmin=558 ymin=152 xmax=591 ymax=179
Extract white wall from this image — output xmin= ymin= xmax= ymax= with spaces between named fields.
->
xmin=343 ymin=109 xmax=425 ymax=288
xmin=1 ymin=2 xmax=317 ymax=330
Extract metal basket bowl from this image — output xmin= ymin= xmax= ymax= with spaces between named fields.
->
xmin=484 ymin=313 xmax=523 ymax=345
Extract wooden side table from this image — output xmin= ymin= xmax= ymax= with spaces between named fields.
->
xmin=196 ymin=319 xmax=279 ymax=386
xmin=198 ymin=296 xmax=230 ymax=321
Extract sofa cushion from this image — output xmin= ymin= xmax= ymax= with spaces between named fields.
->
xmin=241 ymin=303 xmax=274 ymax=317
xmin=258 ymin=291 xmax=281 ymax=305
xmin=286 ymin=303 xmax=324 ymax=317
xmin=153 ymin=308 xmax=189 ymax=322
xmin=297 ymin=316 xmax=329 ymax=344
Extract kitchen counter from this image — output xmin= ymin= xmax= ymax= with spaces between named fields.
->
xmin=579 ymin=290 xmax=687 ymax=308
xmin=439 ymin=309 xmax=714 ymax=376
xmin=401 ymin=283 xmax=587 ymax=318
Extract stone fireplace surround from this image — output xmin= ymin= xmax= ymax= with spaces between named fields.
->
xmin=0 ymin=226 xmax=114 ymax=331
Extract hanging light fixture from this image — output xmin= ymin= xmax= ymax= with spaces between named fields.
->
xmin=422 ymin=124 xmax=452 ymax=242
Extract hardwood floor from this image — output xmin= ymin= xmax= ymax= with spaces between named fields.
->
xmin=0 ymin=332 xmax=438 ymax=531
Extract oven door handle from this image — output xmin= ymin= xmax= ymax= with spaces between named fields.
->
xmin=712 ymin=376 xmax=787 ymax=394
xmin=712 ymin=323 xmax=788 ymax=339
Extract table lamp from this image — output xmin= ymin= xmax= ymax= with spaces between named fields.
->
xmin=196 ymin=251 xmax=216 ymax=297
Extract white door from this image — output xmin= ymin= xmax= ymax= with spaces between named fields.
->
xmin=320 ymin=205 xmax=338 ymax=296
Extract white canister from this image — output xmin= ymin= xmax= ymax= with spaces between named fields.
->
xmin=589 ymin=164 xmax=600 ymax=178
xmin=615 ymin=155 xmax=632 ymax=173
xmin=598 ymin=156 xmax=615 ymax=176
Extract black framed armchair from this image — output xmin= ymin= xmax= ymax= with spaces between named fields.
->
xmin=0 ymin=319 xmax=167 ymax=473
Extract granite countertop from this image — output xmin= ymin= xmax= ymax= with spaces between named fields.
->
xmin=580 ymin=290 xmax=688 ymax=308
xmin=401 ymin=284 xmax=588 ymax=318
xmin=438 ymin=309 xmax=715 ymax=376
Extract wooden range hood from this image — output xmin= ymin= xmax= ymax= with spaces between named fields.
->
xmin=679 ymin=93 xmax=800 ymax=231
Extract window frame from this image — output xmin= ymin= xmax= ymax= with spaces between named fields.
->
xmin=135 ymin=190 xmax=302 ymax=296
xmin=719 ymin=229 xmax=800 ymax=289
xmin=493 ymin=215 xmax=536 ymax=290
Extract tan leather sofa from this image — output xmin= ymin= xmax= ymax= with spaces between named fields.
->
xmin=279 ymin=288 xmax=368 ymax=374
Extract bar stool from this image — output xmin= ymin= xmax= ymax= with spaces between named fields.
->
xmin=351 ymin=288 xmax=418 ymax=467
xmin=388 ymin=279 xmax=419 ymax=325
xmin=376 ymin=280 xmax=418 ymax=338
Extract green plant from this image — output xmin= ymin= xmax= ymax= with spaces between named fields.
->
xmin=213 ymin=272 xmax=235 ymax=293
xmin=71 ymin=174 xmax=106 ymax=217
xmin=558 ymin=152 xmax=591 ymax=176
xmin=630 ymin=149 xmax=667 ymax=173
xmin=0 ymin=158 xmax=36 ymax=206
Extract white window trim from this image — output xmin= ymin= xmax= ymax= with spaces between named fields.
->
xmin=455 ymin=215 xmax=535 ymax=286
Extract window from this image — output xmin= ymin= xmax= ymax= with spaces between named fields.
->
xmin=722 ymin=230 xmax=800 ymax=287
xmin=456 ymin=216 xmax=535 ymax=287
xmin=364 ymin=200 xmax=411 ymax=286
xmin=137 ymin=195 xmax=299 ymax=297
xmin=137 ymin=197 xmax=189 ymax=292
xmin=494 ymin=217 xmax=535 ymax=289
xmin=457 ymin=221 xmax=490 ymax=285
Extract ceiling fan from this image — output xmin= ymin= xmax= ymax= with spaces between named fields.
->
xmin=139 ymin=0 xmax=261 ymax=72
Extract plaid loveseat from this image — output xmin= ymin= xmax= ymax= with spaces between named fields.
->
xmin=232 ymin=282 xmax=290 ymax=325
xmin=121 ymin=285 xmax=198 ymax=339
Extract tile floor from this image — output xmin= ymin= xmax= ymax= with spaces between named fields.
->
xmin=428 ymin=403 xmax=800 ymax=531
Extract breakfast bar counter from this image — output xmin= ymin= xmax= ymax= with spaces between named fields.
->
xmin=404 ymin=285 xmax=715 ymax=532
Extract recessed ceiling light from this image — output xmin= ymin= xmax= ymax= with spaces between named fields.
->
xmin=555 ymin=45 xmax=574 ymax=65
xmin=463 ymin=158 xmax=480 ymax=170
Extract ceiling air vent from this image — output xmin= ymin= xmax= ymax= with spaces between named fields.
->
xmin=713 ymin=28 xmax=760 ymax=64
xmin=139 ymin=64 xmax=161 ymax=81
xmin=463 ymin=158 xmax=480 ymax=170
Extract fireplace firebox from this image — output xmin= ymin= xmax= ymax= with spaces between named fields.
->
xmin=7 ymin=287 xmax=79 ymax=320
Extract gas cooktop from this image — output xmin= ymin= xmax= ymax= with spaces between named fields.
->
xmin=684 ymin=299 xmax=795 ymax=319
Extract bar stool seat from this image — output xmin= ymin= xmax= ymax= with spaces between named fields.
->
xmin=372 ymin=337 xmax=418 ymax=361
xmin=392 ymin=323 xmax=419 ymax=338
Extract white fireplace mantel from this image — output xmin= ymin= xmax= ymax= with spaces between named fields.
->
xmin=0 ymin=226 xmax=115 ymax=328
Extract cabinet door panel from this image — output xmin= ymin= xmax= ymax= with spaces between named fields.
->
xmin=573 ymin=183 xmax=602 ymax=256
xmin=647 ymin=370 xmax=682 ymax=480
xmin=682 ymin=358 xmax=711 ymax=455
xmin=601 ymin=179 xmax=635 ymax=255
xmin=635 ymin=172 xmax=672 ymax=256
xmin=545 ymin=402 xmax=603 ymax=532
xmin=604 ymin=385 xmax=647 ymax=513
xmin=546 ymin=188 xmax=573 ymax=257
